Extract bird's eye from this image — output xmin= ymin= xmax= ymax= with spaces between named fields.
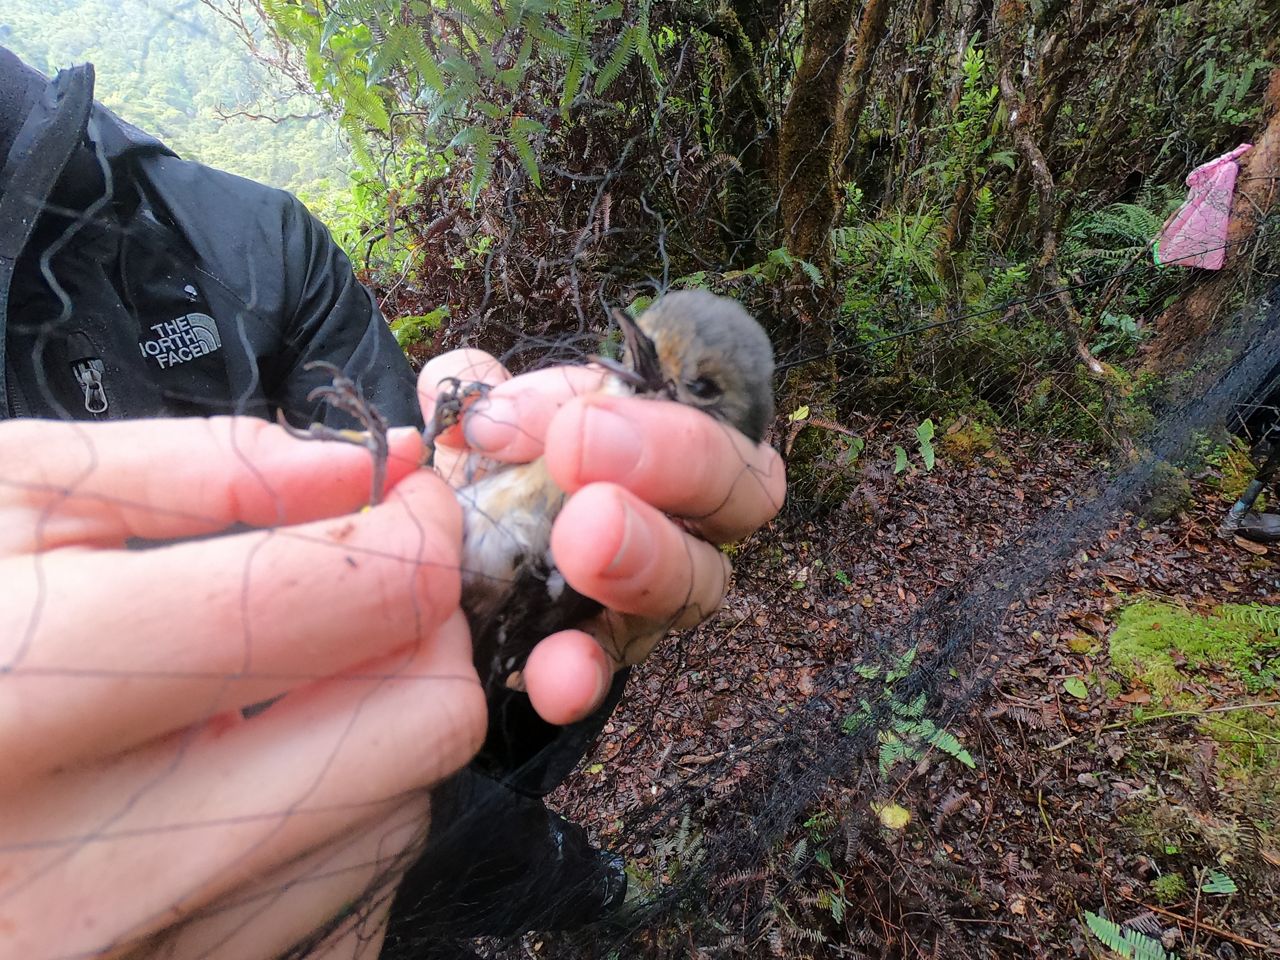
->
xmin=686 ymin=376 xmax=723 ymax=400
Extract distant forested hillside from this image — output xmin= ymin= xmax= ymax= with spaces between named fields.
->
xmin=0 ymin=0 xmax=348 ymax=212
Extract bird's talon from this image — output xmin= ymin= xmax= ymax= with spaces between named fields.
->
xmin=280 ymin=365 xmax=391 ymax=508
xmin=424 ymin=378 xmax=492 ymax=467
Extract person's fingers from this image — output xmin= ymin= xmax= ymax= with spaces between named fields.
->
xmin=550 ymin=482 xmax=730 ymax=647
xmin=544 ymin=394 xmax=785 ymax=543
xmin=0 ymin=612 xmax=482 ymax=959
xmin=418 ymin=349 xmax=511 ymax=486
xmin=133 ymin=804 xmax=412 ymax=960
xmin=522 ymin=629 xmax=613 ymax=725
xmin=418 ymin=349 xmax=511 ymax=445
xmin=0 ymin=417 xmax=424 ymax=552
xmin=455 ymin=366 xmax=608 ymax=463
xmin=0 ymin=469 xmax=463 ymax=780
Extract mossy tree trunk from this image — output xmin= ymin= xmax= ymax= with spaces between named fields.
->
xmin=776 ymin=0 xmax=860 ymax=269
xmin=701 ymin=2 xmax=778 ymax=267
xmin=1144 ymin=67 xmax=1280 ymax=373
xmin=833 ymin=0 xmax=893 ymax=183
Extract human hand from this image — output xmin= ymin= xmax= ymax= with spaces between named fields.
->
xmin=0 ymin=416 xmax=484 ymax=959
xmin=419 ymin=348 xmax=787 ymax=725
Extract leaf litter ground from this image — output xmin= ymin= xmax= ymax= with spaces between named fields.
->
xmin=543 ymin=425 xmax=1280 ymax=959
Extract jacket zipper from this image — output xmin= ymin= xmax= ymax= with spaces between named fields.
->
xmin=72 ymin=357 xmax=109 ymax=416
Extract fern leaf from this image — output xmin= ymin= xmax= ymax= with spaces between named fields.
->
xmin=879 ymin=733 xmax=910 ymax=773
xmin=595 ymin=25 xmax=637 ymax=92
xmin=341 ymin=80 xmax=391 ymax=133
xmin=392 ymin=25 xmax=444 ymax=94
xmin=559 ymin=1 xmax=595 ymax=116
xmin=790 ymin=836 xmax=808 ymax=865
xmin=635 ymin=0 xmax=660 ymax=80
xmin=473 ymin=99 xmax=507 ymax=120
xmin=525 ymin=16 xmax=573 ymax=55
xmin=510 ymin=116 xmax=546 ymax=187
xmin=1201 ymin=869 xmax=1238 ymax=894
xmin=1084 ymin=911 xmax=1172 ymax=960
xmin=1216 ymin=603 xmax=1280 ymax=635
xmin=561 ymin=56 xmax=587 ymax=117
xmin=340 ymin=116 xmax=373 ymax=168
xmin=448 ymin=0 xmax=505 ymax=37
xmin=366 ymin=24 xmax=406 ymax=84
xmin=440 ymin=53 xmax=480 ymax=90
xmin=498 ymin=32 xmax=534 ymax=88
xmin=450 ymin=126 xmax=496 ymax=204
xmin=927 ymin=727 xmax=976 ymax=768
xmin=320 ymin=9 xmax=348 ymax=50
xmin=797 ymin=257 xmax=825 ymax=287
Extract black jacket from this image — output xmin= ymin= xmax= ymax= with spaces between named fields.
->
xmin=0 ymin=53 xmax=419 ymax=429
xmin=0 ymin=49 xmax=626 ymax=947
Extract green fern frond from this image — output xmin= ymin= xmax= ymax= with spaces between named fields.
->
xmin=341 ymin=116 xmax=373 ymax=168
xmin=427 ymin=85 xmax=468 ymax=127
xmin=440 ymin=53 xmax=480 ymax=90
xmin=927 ymin=727 xmax=976 ymax=767
xmin=334 ymin=0 xmax=379 ymax=21
xmin=260 ymin=0 xmax=295 ymax=21
xmin=473 ymin=99 xmax=507 ymax=120
xmin=341 ymin=80 xmax=391 ymax=133
xmin=1085 ymin=912 xmax=1174 ymax=960
xmin=395 ymin=24 xmax=445 ymax=93
xmin=635 ymin=0 xmax=660 ymax=80
xmin=498 ymin=33 xmax=534 ymax=88
xmin=510 ymin=116 xmax=545 ymax=186
xmin=1215 ymin=604 xmax=1280 ymax=635
xmin=561 ymin=56 xmax=588 ymax=116
xmin=595 ymin=25 xmax=637 ymax=92
xmin=524 ymin=15 xmax=574 ymax=55
xmin=450 ymin=126 xmax=496 ymax=204
xmin=559 ymin=1 xmax=596 ymax=116
xmin=878 ymin=733 xmax=914 ymax=773
xmin=1066 ymin=200 xmax=1168 ymax=269
xmin=366 ymin=24 xmax=407 ymax=84
xmin=448 ymin=0 xmax=506 ymax=37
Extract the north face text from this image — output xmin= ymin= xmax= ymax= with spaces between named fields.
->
xmin=139 ymin=314 xmax=223 ymax=369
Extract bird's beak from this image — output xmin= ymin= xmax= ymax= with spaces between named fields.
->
xmin=611 ymin=307 xmax=664 ymax=392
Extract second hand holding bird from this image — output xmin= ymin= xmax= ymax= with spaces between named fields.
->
xmin=421 ymin=292 xmax=785 ymax=729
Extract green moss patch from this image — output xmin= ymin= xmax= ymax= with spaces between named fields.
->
xmin=1109 ymin=601 xmax=1280 ymax=696
xmin=1151 ymin=872 xmax=1187 ymax=904
xmin=1110 ymin=600 xmax=1280 ymax=805
xmin=939 ymin=416 xmax=999 ymax=462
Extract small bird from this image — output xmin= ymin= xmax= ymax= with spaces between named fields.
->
xmin=286 ymin=291 xmax=776 ymax=782
xmin=447 ymin=290 xmax=775 ymax=778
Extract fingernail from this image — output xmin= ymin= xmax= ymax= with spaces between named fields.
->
xmin=462 ymin=396 xmax=521 ymax=453
xmin=603 ymin=497 xmax=655 ymax=580
xmin=582 ymin=405 xmax=643 ymax=479
xmin=388 ymin=426 xmax=421 ymax=444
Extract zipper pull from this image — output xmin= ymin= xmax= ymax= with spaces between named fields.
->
xmin=72 ymin=358 xmax=109 ymax=415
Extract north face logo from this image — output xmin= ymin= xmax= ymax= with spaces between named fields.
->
xmin=139 ymin=313 xmax=223 ymax=369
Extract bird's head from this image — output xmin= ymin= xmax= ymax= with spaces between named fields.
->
xmin=604 ymin=290 xmax=775 ymax=444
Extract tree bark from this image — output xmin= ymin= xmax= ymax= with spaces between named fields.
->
xmin=1143 ymin=68 xmax=1280 ymax=372
xmin=776 ymin=0 xmax=860 ymax=267
xmin=998 ymin=65 xmax=1112 ymax=383
xmin=702 ymin=5 xmax=775 ymax=265
xmin=833 ymin=0 xmax=894 ymax=182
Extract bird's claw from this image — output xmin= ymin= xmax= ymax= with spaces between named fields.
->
xmin=277 ymin=362 xmax=391 ymax=507
xmin=423 ymin=377 xmax=492 ymax=468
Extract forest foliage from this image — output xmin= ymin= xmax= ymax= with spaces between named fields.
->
xmin=2 ymin=0 xmax=348 ymax=214
xmin=15 ymin=0 xmax=1280 ymax=444
xmin=215 ymin=0 xmax=1278 ymax=453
